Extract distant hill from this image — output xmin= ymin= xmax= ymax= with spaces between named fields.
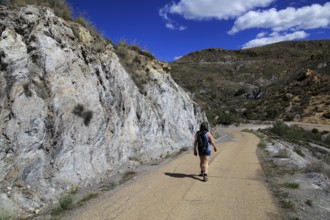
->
xmin=171 ymin=40 xmax=330 ymax=125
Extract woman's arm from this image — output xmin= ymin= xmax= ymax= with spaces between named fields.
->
xmin=208 ymin=132 xmax=217 ymax=152
xmin=193 ymin=133 xmax=198 ymax=156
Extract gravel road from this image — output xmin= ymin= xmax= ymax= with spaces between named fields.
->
xmin=66 ymin=129 xmax=281 ymax=220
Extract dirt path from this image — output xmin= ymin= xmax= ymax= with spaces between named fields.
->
xmin=66 ymin=130 xmax=280 ymax=220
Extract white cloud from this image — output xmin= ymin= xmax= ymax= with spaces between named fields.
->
xmin=229 ymin=3 xmax=330 ymax=34
xmin=243 ymin=31 xmax=309 ymax=48
xmin=159 ymin=4 xmax=187 ymax=31
xmin=174 ymin=56 xmax=183 ymax=60
xmin=163 ymin=0 xmax=274 ymax=20
xmin=256 ymin=32 xmax=267 ymax=38
xmin=160 ymin=0 xmax=274 ymax=30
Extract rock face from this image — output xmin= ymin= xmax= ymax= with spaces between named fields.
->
xmin=0 ymin=6 xmax=205 ymax=215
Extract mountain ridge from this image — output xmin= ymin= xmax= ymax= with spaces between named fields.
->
xmin=171 ymin=40 xmax=330 ymax=125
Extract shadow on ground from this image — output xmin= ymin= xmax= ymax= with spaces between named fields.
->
xmin=164 ymin=172 xmax=203 ymax=181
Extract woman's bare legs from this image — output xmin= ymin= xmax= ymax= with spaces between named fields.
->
xmin=199 ymin=156 xmax=210 ymax=175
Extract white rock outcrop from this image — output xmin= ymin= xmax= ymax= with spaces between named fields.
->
xmin=0 ymin=6 xmax=205 ymax=215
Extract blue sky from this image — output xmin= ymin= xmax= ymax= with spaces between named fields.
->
xmin=67 ymin=0 xmax=330 ymax=62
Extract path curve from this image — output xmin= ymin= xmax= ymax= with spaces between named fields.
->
xmin=67 ymin=129 xmax=280 ymax=220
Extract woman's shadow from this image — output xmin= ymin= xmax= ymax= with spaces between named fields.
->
xmin=164 ymin=172 xmax=204 ymax=182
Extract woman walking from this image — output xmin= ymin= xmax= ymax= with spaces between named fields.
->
xmin=194 ymin=122 xmax=217 ymax=182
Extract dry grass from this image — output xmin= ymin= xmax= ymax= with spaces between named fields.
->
xmin=120 ymin=171 xmax=136 ymax=184
xmin=1 ymin=0 xmax=72 ymax=20
xmin=77 ymin=193 xmax=99 ymax=207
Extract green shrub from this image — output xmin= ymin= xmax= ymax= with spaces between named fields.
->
xmin=215 ymin=111 xmax=240 ymax=126
xmin=265 ymin=107 xmax=279 ymax=120
xmin=75 ymin=16 xmax=89 ymax=28
xmin=274 ymin=148 xmax=290 ymax=158
xmin=129 ymin=44 xmax=141 ymax=53
xmin=140 ymin=50 xmax=155 ymax=59
xmin=59 ymin=193 xmax=74 ymax=210
xmin=212 ymin=131 xmax=220 ymax=139
xmin=311 ymin=128 xmax=319 ymax=134
xmin=127 ymin=44 xmax=154 ymax=59
xmin=281 ymin=199 xmax=295 ymax=210
xmin=258 ymin=141 xmax=267 ymax=149
xmin=117 ymin=41 xmax=129 ymax=48
xmin=281 ymin=182 xmax=300 ymax=189
xmin=0 ymin=210 xmax=14 ymax=220
xmin=52 ymin=192 xmax=74 ymax=215
xmin=268 ymin=121 xmax=323 ymax=144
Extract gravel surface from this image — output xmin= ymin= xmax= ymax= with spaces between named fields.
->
xmin=64 ymin=128 xmax=280 ymax=220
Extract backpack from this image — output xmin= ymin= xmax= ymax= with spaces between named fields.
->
xmin=197 ymin=131 xmax=208 ymax=153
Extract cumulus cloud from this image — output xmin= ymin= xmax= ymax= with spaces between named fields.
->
xmin=159 ymin=0 xmax=274 ymax=30
xmin=159 ymin=4 xmax=187 ymax=31
xmin=229 ymin=3 xmax=330 ymax=34
xmin=243 ymin=31 xmax=309 ymax=48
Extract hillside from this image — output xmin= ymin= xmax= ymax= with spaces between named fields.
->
xmin=171 ymin=41 xmax=330 ymax=125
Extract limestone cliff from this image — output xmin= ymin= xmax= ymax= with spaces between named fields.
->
xmin=0 ymin=5 xmax=205 ymax=215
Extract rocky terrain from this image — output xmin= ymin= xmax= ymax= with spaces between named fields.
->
xmin=252 ymin=122 xmax=330 ymax=220
xmin=171 ymin=42 xmax=330 ymax=125
xmin=0 ymin=5 xmax=205 ymax=217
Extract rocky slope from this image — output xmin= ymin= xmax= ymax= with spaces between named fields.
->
xmin=0 ymin=5 xmax=205 ymax=216
xmin=171 ymin=41 xmax=330 ymax=125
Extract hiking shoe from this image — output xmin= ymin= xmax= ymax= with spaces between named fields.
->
xmin=203 ymin=173 xmax=208 ymax=182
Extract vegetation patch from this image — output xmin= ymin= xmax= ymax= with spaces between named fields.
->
xmin=0 ymin=210 xmax=14 ymax=220
xmin=263 ymin=121 xmax=330 ymax=149
xmin=77 ymin=193 xmax=99 ymax=207
xmin=274 ymin=148 xmax=290 ymax=158
xmin=171 ymin=41 xmax=330 ymax=126
xmin=0 ymin=0 xmax=72 ymax=20
xmin=256 ymin=122 xmax=330 ymax=220
xmin=281 ymin=182 xmax=300 ymax=189
xmin=120 ymin=171 xmax=137 ymax=184
xmin=304 ymin=162 xmax=325 ymax=173
xmin=257 ymin=141 xmax=267 ymax=149
xmin=51 ymin=192 xmax=74 ymax=215
xmin=280 ymin=199 xmax=295 ymax=210
xmin=100 ymin=181 xmax=118 ymax=192
xmin=114 ymin=40 xmax=157 ymax=95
